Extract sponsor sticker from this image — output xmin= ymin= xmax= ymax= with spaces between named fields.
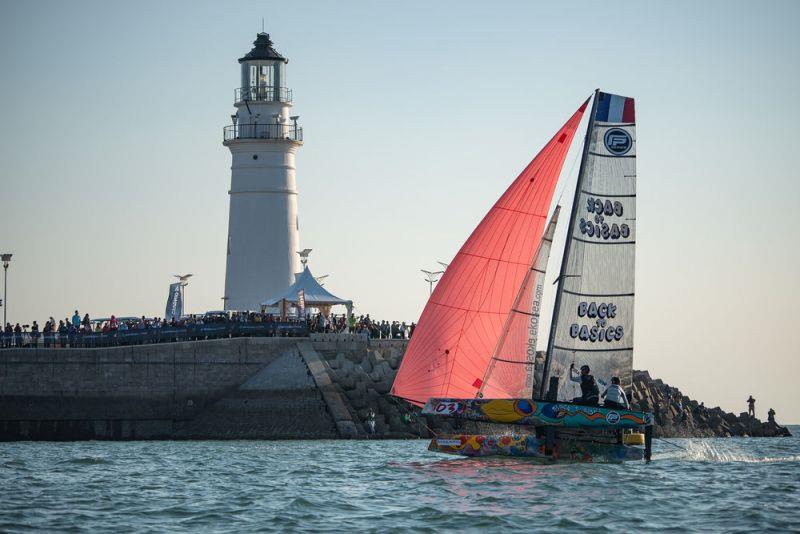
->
xmin=437 ymin=439 xmax=462 ymax=447
xmin=603 ymin=128 xmax=632 ymax=156
xmin=606 ymin=411 xmax=621 ymax=424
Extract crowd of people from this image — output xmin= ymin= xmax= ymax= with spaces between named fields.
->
xmin=306 ymin=313 xmax=416 ymax=340
xmin=1 ymin=309 xmax=414 ymax=349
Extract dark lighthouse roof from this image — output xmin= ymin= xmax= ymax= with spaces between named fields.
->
xmin=238 ymin=33 xmax=287 ymax=63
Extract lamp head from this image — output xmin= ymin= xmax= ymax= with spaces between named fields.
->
xmin=1 ymin=253 xmax=11 ymax=268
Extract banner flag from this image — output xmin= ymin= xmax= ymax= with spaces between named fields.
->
xmin=165 ymin=282 xmax=184 ymax=321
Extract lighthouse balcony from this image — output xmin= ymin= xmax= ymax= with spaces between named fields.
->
xmin=223 ymin=123 xmax=303 ymax=142
xmin=235 ymin=86 xmax=292 ymax=104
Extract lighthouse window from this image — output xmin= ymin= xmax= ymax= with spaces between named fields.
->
xmin=250 ymin=65 xmax=275 ymax=88
xmin=248 ymin=63 xmax=282 ymax=101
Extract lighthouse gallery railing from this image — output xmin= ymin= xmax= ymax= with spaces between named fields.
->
xmin=234 ymin=86 xmax=292 ymax=104
xmin=223 ymin=123 xmax=303 ymax=142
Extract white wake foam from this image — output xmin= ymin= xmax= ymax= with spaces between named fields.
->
xmin=678 ymin=441 xmax=800 ymax=463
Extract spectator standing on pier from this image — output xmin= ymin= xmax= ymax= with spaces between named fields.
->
xmin=14 ymin=323 xmax=22 ymax=347
xmin=57 ymin=320 xmax=67 ymax=347
xmin=43 ymin=321 xmax=52 ymax=348
xmin=67 ymin=323 xmax=77 ymax=348
xmin=31 ymin=321 xmax=40 ymax=347
xmin=3 ymin=323 xmax=11 ymax=348
xmin=747 ymin=395 xmax=756 ymax=417
xmin=71 ymin=311 xmax=81 ymax=330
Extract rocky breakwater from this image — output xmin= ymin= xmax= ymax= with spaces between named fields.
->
xmin=313 ymin=336 xmax=422 ymax=437
xmin=316 ymin=340 xmax=790 ymax=440
xmin=630 ymin=370 xmax=791 ymax=438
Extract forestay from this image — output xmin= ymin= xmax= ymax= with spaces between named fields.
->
xmin=542 ymin=91 xmax=637 ymax=401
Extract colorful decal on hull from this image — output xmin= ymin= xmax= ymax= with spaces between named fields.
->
xmin=429 ymin=434 xmax=644 ymax=463
xmin=423 ymin=398 xmax=653 ymax=428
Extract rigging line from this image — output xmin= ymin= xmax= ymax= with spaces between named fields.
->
xmin=554 ymin=134 xmax=585 ymax=207
xmin=388 ymin=395 xmax=439 ymax=438
xmin=656 ymin=437 xmax=689 ymax=451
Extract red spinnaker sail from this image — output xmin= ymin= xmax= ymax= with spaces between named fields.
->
xmin=391 ymin=100 xmax=588 ymax=406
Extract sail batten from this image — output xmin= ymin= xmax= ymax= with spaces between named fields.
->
xmin=391 ymin=99 xmax=589 ymax=406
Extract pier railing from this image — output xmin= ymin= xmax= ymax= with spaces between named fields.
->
xmin=223 ymin=123 xmax=303 ymax=142
xmin=0 ymin=321 xmax=308 ymax=350
xmin=235 ymin=86 xmax=292 ymax=104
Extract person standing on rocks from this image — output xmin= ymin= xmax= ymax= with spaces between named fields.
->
xmin=767 ymin=408 xmax=776 ymax=424
xmin=747 ymin=395 xmax=756 ymax=417
xmin=366 ymin=408 xmax=376 ymax=436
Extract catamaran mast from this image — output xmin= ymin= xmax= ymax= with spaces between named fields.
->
xmin=538 ymin=89 xmax=600 ymax=399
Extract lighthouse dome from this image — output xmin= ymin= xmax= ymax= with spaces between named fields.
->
xmin=238 ymin=33 xmax=287 ymax=63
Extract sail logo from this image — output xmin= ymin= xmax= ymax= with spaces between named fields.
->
xmin=604 ymin=128 xmax=632 ymax=155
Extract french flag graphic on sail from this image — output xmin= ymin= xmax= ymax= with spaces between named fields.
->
xmin=595 ymin=92 xmax=635 ymax=123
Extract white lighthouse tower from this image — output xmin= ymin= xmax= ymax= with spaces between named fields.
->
xmin=223 ymin=33 xmax=303 ymax=311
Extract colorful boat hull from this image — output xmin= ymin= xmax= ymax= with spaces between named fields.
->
xmin=430 ymin=433 xmax=644 ymax=463
xmin=422 ymin=398 xmax=653 ymax=428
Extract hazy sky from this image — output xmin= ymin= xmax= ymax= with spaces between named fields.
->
xmin=1 ymin=0 xmax=798 ymax=421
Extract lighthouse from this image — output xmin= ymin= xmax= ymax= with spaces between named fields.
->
xmin=223 ymin=33 xmax=303 ymax=311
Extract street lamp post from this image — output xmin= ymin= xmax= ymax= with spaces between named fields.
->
xmin=297 ymin=248 xmax=312 ymax=268
xmin=1 ymin=253 xmax=12 ymax=326
xmin=421 ymin=269 xmax=444 ymax=296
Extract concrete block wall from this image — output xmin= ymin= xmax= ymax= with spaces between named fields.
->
xmin=0 ymin=337 xmax=322 ymax=440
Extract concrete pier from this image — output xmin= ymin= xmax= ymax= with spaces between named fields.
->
xmin=0 ymin=335 xmax=410 ymax=441
xmin=0 ymin=336 xmax=787 ymax=440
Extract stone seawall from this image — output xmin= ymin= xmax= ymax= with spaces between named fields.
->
xmin=0 ymin=337 xmax=336 ymax=440
xmin=0 ymin=336 xmax=789 ymax=440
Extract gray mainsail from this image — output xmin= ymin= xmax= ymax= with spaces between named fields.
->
xmin=478 ymin=206 xmax=560 ymax=398
xmin=541 ymin=90 xmax=637 ymax=401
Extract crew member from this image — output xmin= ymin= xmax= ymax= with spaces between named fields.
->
xmin=601 ymin=376 xmax=629 ymax=409
xmin=569 ymin=363 xmax=599 ymax=406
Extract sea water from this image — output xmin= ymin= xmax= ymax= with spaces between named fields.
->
xmin=1 ymin=427 xmax=798 ymax=532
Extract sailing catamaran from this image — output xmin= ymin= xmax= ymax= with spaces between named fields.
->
xmin=390 ymin=90 xmax=653 ymax=463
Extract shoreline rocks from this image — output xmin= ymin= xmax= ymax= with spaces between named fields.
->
xmin=631 ymin=370 xmax=791 ymax=438
xmin=321 ymin=341 xmax=791 ymax=439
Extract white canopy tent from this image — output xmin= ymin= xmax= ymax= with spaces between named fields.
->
xmin=261 ymin=266 xmax=353 ymax=318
